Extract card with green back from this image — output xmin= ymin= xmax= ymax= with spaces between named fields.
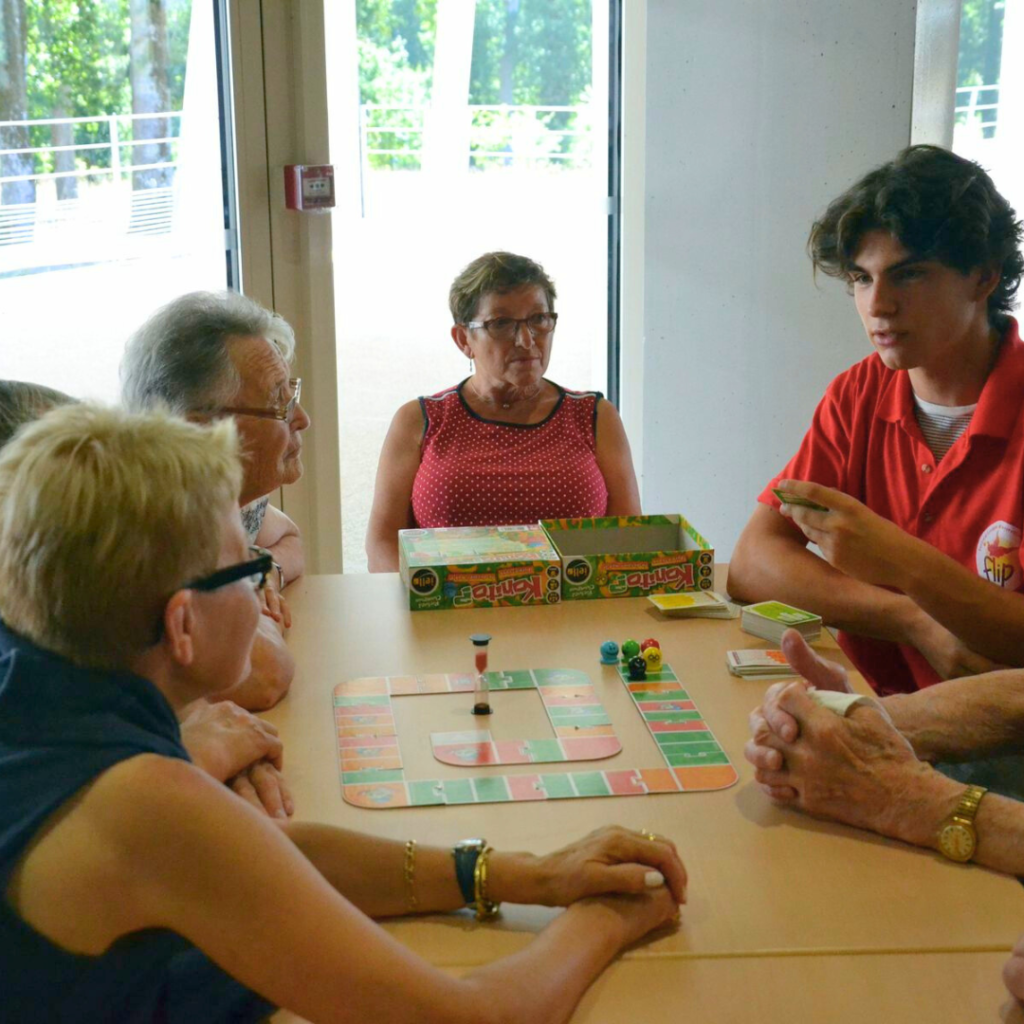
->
xmin=772 ymin=488 xmax=829 ymax=512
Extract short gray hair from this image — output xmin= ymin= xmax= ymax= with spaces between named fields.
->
xmin=120 ymin=291 xmax=296 ymax=414
xmin=0 ymin=380 xmax=75 ymax=449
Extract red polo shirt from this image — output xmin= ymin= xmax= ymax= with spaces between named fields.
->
xmin=759 ymin=318 xmax=1024 ymax=696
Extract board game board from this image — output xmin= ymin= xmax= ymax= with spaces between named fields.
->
xmin=335 ymin=663 xmax=737 ymax=809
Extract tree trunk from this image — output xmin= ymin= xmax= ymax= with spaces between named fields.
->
xmin=499 ymin=0 xmax=518 ymax=105
xmin=0 ymin=0 xmax=36 ymax=205
xmin=52 ymin=88 xmax=78 ymax=201
xmin=128 ymin=0 xmax=173 ymax=190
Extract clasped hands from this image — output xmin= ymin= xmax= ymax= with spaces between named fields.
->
xmin=179 ymin=699 xmax=294 ymax=821
xmin=743 ymin=630 xmax=929 ymax=844
xmin=493 ymin=825 xmax=688 ymax=943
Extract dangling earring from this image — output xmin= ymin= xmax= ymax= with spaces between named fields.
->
xmin=469 ymin=355 xmax=474 ymax=373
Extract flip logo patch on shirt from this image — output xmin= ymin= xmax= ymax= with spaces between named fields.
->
xmin=976 ymin=521 xmax=1023 ymax=590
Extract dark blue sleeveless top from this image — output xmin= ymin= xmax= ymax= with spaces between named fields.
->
xmin=0 ymin=620 xmax=275 ymax=1023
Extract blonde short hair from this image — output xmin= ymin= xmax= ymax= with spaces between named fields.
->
xmin=0 ymin=404 xmax=242 ymax=669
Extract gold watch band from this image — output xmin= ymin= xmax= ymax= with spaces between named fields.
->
xmin=955 ymin=784 xmax=987 ymax=824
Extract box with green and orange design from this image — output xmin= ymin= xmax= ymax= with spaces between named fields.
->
xmin=540 ymin=514 xmax=714 ymax=601
xmin=398 ymin=525 xmax=563 ymax=611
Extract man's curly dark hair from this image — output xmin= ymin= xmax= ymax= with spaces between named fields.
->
xmin=809 ymin=145 xmax=1023 ymax=322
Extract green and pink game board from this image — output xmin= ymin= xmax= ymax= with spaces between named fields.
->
xmin=334 ymin=661 xmax=737 ymax=809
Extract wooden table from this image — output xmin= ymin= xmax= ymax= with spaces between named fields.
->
xmin=267 ymin=572 xmax=1024 ymax=1021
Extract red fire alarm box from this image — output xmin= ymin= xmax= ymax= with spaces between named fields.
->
xmin=284 ymin=164 xmax=335 ymax=211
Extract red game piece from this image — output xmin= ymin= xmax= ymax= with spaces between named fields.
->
xmin=640 ymin=638 xmax=660 ymax=653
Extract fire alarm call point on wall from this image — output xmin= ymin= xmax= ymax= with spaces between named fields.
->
xmin=284 ymin=165 xmax=335 ymax=211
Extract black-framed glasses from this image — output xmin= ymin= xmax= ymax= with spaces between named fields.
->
xmin=217 ymin=378 xmax=302 ymax=422
xmin=184 ymin=548 xmax=273 ymax=593
xmin=464 ymin=313 xmax=558 ymax=342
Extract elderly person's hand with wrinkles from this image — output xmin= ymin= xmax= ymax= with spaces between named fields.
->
xmin=775 ymin=478 xmax=924 ymax=589
xmin=744 ymin=630 xmax=947 ymax=844
xmin=179 ymin=699 xmax=294 ymax=820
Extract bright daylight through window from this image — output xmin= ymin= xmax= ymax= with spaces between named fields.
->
xmin=328 ymin=0 xmax=613 ymax=572
xmin=0 ymin=1 xmax=230 ymax=401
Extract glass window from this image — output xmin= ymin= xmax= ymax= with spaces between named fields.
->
xmin=0 ymin=0 xmax=236 ymax=402
xmin=952 ymin=0 xmax=1022 ymax=217
xmin=330 ymin=0 xmax=614 ymax=572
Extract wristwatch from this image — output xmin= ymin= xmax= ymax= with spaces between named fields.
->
xmin=936 ymin=784 xmax=987 ymax=862
xmin=452 ymin=838 xmax=500 ymax=920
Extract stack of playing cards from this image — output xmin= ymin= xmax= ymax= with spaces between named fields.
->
xmin=726 ymin=649 xmax=797 ymax=679
xmin=647 ymin=591 xmax=739 ymax=619
xmin=740 ymin=600 xmax=822 ymax=643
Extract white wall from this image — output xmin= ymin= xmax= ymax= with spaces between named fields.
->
xmin=641 ymin=0 xmax=918 ymax=559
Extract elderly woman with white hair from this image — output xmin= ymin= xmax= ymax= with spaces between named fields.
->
xmin=0 ymin=403 xmax=685 ymax=1023
xmin=121 ymin=291 xmax=310 ymax=710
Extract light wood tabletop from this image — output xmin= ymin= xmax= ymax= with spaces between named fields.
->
xmin=264 ymin=570 xmax=1024 ymax=1021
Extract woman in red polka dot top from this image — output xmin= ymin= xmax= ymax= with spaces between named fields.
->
xmin=366 ymin=252 xmax=641 ymax=572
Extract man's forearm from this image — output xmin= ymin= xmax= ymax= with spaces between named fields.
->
xmin=885 ymin=670 xmax=1024 ymax=762
xmin=895 ymin=541 xmax=1024 ymax=667
xmin=729 ymin=526 xmax=917 ymax=643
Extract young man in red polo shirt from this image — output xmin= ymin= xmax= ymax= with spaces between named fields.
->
xmin=729 ymin=145 xmax=1024 ymax=698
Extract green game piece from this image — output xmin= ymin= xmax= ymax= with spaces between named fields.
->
xmin=341 ymin=768 xmax=404 ymax=785
xmin=572 ymin=772 xmax=612 ymax=797
xmin=442 ymin=779 xmax=476 ymax=804
xmin=621 ymin=639 xmax=641 ymax=660
xmin=472 ymin=776 xmax=512 ymax=802
xmin=526 ymin=739 xmax=566 ymax=762
xmin=538 ymin=773 xmax=577 ymax=799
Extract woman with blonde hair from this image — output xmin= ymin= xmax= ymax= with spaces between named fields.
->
xmin=0 ymin=403 xmax=684 ymax=1023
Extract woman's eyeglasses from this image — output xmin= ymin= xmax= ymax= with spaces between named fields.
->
xmin=183 ymin=548 xmax=273 ymax=593
xmin=214 ymin=378 xmax=303 ymax=422
xmin=463 ymin=313 xmax=558 ymax=342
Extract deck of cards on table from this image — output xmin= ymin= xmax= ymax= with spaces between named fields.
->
xmin=740 ymin=601 xmax=822 ymax=643
xmin=726 ymin=649 xmax=798 ymax=679
xmin=647 ymin=591 xmax=737 ymax=618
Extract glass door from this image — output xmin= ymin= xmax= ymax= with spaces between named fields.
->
xmin=0 ymin=0 xmax=238 ymax=401
xmin=329 ymin=0 xmax=614 ymax=572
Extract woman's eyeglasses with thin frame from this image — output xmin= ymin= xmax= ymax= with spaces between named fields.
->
xmin=215 ymin=378 xmax=302 ymax=422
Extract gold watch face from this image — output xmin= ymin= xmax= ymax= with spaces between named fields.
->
xmin=938 ymin=822 xmax=976 ymax=862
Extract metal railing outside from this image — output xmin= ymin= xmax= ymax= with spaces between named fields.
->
xmin=954 ymin=84 xmax=1000 ymax=140
xmin=0 ymin=112 xmax=182 ymax=262
xmin=360 ymin=103 xmax=594 ymax=174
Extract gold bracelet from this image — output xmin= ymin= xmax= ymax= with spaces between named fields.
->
xmin=472 ymin=844 xmax=500 ymax=921
xmin=404 ymin=839 xmax=418 ymax=912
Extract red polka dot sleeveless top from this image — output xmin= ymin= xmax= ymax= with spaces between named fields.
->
xmin=411 ymin=380 xmax=609 ymax=528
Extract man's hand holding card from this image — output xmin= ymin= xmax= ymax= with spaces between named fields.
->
xmin=774 ymin=479 xmax=924 ymax=590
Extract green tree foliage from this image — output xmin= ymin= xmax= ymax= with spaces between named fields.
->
xmin=4 ymin=0 xmax=193 ymax=196
xmin=956 ymin=0 xmax=1004 ymax=136
xmin=356 ymin=0 xmax=594 ymax=171
xmin=958 ymin=0 xmax=1004 ymax=87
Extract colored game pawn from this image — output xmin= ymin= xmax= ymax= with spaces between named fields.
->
xmin=640 ymin=637 xmax=660 ymax=654
xmin=599 ymin=640 xmax=620 ymax=665
xmin=643 ymin=646 xmax=663 ymax=673
xmin=627 ymin=655 xmax=647 ymax=681
xmin=621 ymin=639 xmax=641 ymax=661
